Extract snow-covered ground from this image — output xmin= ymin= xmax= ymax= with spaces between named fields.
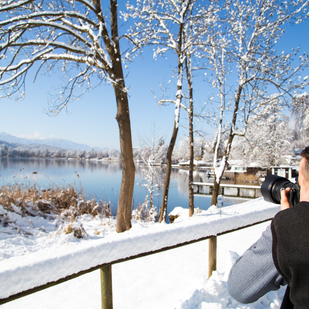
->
xmin=0 ymin=198 xmax=286 ymax=308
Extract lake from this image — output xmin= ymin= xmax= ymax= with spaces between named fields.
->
xmin=0 ymin=157 xmax=247 ymax=217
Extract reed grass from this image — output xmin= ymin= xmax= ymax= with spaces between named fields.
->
xmin=0 ymin=183 xmax=112 ymax=221
xmin=0 ymin=182 xmax=157 ymax=239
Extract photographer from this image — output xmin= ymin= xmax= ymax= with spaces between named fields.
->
xmin=228 ymin=147 xmax=309 ymax=308
xmin=271 ymin=147 xmax=309 ymax=308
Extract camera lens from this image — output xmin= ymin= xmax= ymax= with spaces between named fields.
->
xmin=261 ymin=175 xmax=291 ymax=204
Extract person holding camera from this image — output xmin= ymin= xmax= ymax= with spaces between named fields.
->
xmin=228 ymin=147 xmax=309 ymax=308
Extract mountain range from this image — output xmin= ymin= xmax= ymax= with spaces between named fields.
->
xmin=0 ymin=132 xmax=96 ymax=151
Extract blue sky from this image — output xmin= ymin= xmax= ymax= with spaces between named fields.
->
xmin=0 ymin=8 xmax=308 ymax=150
xmin=0 ymin=51 xmax=187 ymax=149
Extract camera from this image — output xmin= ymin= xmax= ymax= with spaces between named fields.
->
xmin=261 ymin=174 xmax=300 ymax=208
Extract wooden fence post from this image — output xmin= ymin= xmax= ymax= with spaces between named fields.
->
xmin=100 ymin=265 xmax=113 ymax=309
xmin=208 ymin=236 xmax=217 ymax=279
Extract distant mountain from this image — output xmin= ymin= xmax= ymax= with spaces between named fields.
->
xmin=0 ymin=140 xmax=20 ymax=149
xmin=0 ymin=139 xmax=64 ymax=152
xmin=0 ymin=132 xmax=93 ymax=151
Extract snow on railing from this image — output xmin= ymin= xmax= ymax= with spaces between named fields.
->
xmin=0 ymin=198 xmax=280 ymax=308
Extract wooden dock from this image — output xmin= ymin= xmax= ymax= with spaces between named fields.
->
xmin=192 ymin=182 xmax=262 ymax=199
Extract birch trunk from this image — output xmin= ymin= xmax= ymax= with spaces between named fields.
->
xmin=211 ymin=85 xmax=242 ymax=206
xmin=158 ymin=1 xmax=188 ymax=221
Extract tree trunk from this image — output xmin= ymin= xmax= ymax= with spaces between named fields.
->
xmin=159 ymin=123 xmax=179 ymax=222
xmin=109 ymin=0 xmax=135 ymax=233
xmin=211 ymin=177 xmax=220 ymax=206
xmin=188 ymin=111 xmax=194 ymax=217
xmin=211 ymin=85 xmax=242 ymax=207
xmin=186 ymin=56 xmax=194 ymax=217
xmin=159 ymin=14 xmax=186 ymax=223
xmin=114 ymin=83 xmax=135 ymax=233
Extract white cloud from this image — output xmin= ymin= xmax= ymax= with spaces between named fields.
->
xmin=18 ymin=132 xmax=56 ymax=140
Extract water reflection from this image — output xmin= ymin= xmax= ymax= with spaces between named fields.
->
xmin=0 ymin=157 xmax=122 ymax=172
xmin=0 ymin=158 xmax=246 ymax=216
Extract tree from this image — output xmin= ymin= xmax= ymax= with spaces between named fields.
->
xmin=193 ymin=137 xmax=206 ymax=159
xmin=86 ymin=148 xmax=96 ymax=160
xmin=139 ymin=155 xmax=162 ymax=212
xmin=231 ymin=97 xmax=293 ymax=167
xmin=0 ymin=0 xmax=135 ymax=232
xmin=185 ymin=51 xmax=195 ymax=217
xmin=0 ymin=144 xmax=8 ymax=157
xmin=137 ymin=127 xmax=167 ymax=211
xmin=126 ymin=0 xmax=214 ymax=221
xmin=76 ymin=149 xmax=86 ymax=160
xmin=202 ymin=0 xmax=309 ymax=206
xmin=126 ymin=0 xmax=189 ymax=222
xmin=291 ymin=93 xmax=309 ymax=148
xmin=177 ymin=137 xmax=191 ymax=161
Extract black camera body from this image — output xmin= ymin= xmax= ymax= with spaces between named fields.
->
xmin=261 ymin=174 xmax=300 ymax=208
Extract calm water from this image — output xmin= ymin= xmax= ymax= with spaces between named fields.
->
xmin=0 ymin=157 xmax=246 ymax=217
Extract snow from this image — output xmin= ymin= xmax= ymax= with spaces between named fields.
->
xmin=0 ymin=198 xmax=286 ymax=308
xmin=215 ymin=156 xmax=227 ymax=183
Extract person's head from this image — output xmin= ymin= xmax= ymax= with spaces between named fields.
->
xmin=299 ymin=147 xmax=309 ymax=194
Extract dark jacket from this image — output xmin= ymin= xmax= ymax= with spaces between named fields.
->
xmin=271 ymin=202 xmax=309 ymax=309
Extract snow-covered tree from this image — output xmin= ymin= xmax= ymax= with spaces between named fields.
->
xmin=174 ymin=136 xmax=208 ymax=161
xmin=201 ymin=0 xmax=309 ymax=206
xmin=291 ymin=93 xmax=309 ymax=148
xmin=126 ymin=0 xmax=215 ymax=221
xmin=0 ymin=144 xmax=8 ymax=157
xmin=194 ymin=137 xmax=205 ymax=159
xmin=126 ymin=0 xmax=188 ymax=222
xmin=0 ymin=0 xmax=135 ymax=232
xmin=231 ymin=97 xmax=293 ymax=167
xmin=108 ymin=148 xmax=120 ymax=160
xmin=177 ymin=137 xmax=191 ymax=161
xmin=40 ymin=148 xmax=50 ymax=158
xmin=202 ymin=141 xmax=214 ymax=163
xmin=139 ymin=161 xmax=161 ymax=211
xmin=86 ymin=148 xmax=96 ymax=160
xmin=65 ymin=149 xmax=77 ymax=159
xmin=76 ymin=150 xmax=86 ymax=160
xmin=152 ymin=137 xmax=168 ymax=164
xmin=137 ymin=134 xmax=166 ymax=217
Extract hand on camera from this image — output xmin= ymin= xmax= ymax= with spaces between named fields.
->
xmin=280 ymin=187 xmax=291 ymax=211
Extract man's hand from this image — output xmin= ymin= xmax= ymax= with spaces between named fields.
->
xmin=280 ymin=187 xmax=291 ymax=211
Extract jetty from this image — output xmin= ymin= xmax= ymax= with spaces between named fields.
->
xmin=192 ymin=182 xmax=262 ymax=199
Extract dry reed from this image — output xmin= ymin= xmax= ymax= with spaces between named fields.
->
xmin=0 ymin=183 xmax=112 ymax=222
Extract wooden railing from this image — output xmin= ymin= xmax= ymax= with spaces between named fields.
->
xmin=0 ymin=198 xmax=280 ymax=308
